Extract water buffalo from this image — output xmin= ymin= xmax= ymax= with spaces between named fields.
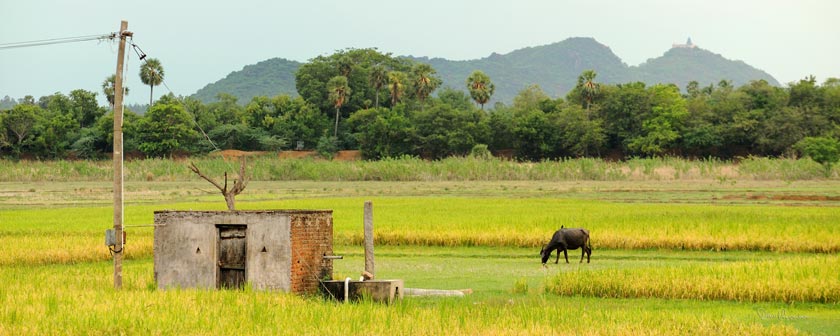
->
xmin=540 ymin=226 xmax=592 ymax=265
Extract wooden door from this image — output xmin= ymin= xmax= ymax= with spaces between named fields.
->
xmin=217 ymin=226 xmax=247 ymax=289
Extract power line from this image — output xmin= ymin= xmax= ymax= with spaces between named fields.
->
xmin=0 ymin=33 xmax=115 ymax=50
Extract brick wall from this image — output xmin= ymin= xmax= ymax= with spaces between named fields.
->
xmin=290 ymin=211 xmax=333 ymax=294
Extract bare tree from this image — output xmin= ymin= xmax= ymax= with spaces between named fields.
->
xmin=188 ymin=158 xmax=248 ymax=210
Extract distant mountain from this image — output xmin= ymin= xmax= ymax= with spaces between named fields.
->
xmin=634 ymin=47 xmax=780 ymax=89
xmin=409 ymin=37 xmax=632 ymax=103
xmin=190 ymin=38 xmax=779 ymax=104
xmin=192 ymin=57 xmax=301 ymax=103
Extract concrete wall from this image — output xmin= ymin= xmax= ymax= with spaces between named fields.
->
xmin=154 ymin=210 xmax=332 ymax=293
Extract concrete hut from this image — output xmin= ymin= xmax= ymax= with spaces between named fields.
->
xmin=153 ymin=210 xmax=333 ymax=294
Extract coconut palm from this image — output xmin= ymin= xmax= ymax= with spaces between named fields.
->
xmin=101 ymin=74 xmax=129 ymax=109
xmin=466 ymin=70 xmax=495 ymax=110
xmin=139 ymin=58 xmax=164 ymax=106
xmin=327 ymin=76 xmax=351 ymax=137
xmin=411 ymin=63 xmax=441 ymax=111
xmin=369 ymin=65 xmax=388 ymax=108
xmin=387 ymin=71 xmax=407 ymax=108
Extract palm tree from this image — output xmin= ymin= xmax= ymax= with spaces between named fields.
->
xmin=139 ymin=58 xmax=164 ymax=106
xmin=387 ymin=71 xmax=407 ymax=108
xmin=101 ymin=74 xmax=129 ymax=109
xmin=337 ymin=55 xmax=353 ymax=77
xmin=466 ymin=70 xmax=495 ymax=110
xmin=411 ymin=63 xmax=441 ymax=111
xmin=327 ymin=76 xmax=351 ymax=137
xmin=369 ymin=65 xmax=388 ymax=108
xmin=577 ymin=70 xmax=599 ymax=110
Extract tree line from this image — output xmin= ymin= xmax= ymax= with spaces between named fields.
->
xmin=1 ymin=48 xmax=838 ymax=169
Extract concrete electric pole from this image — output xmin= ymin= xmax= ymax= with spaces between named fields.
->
xmin=113 ymin=20 xmax=131 ymax=289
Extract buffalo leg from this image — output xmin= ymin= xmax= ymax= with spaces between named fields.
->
xmin=563 ymin=249 xmax=569 ymax=263
xmin=585 ymin=246 xmax=591 ymax=263
xmin=554 ymin=250 xmax=560 ymax=264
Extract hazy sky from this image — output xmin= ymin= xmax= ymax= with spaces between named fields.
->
xmin=1 ymin=0 xmax=838 ymax=105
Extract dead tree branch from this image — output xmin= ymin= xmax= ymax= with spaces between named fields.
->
xmin=188 ymin=158 xmax=249 ymax=210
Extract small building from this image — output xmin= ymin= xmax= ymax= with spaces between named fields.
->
xmin=153 ymin=210 xmax=333 ymax=294
xmin=672 ymin=37 xmax=698 ymax=49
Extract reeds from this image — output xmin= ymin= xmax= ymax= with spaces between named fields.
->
xmin=1 ymin=156 xmax=836 ymax=182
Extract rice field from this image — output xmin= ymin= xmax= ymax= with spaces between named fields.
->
xmin=545 ymin=254 xmax=840 ymax=303
xmin=2 ymin=193 xmax=839 ymax=267
xmin=0 ymin=248 xmax=831 ymax=335
xmin=0 ymin=173 xmax=838 ymax=334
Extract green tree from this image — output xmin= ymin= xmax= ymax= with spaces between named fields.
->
xmin=68 ymin=89 xmax=105 ymax=129
xmin=1 ymin=103 xmax=40 ymax=156
xmin=33 ymin=110 xmax=77 ymax=158
xmin=337 ymin=55 xmax=353 ymax=77
xmin=201 ymin=93 xmax=245 ymax=132
xmin=795 ymin=136 xmax=840 ymax=177
xmin=102 ymin=74 xmax=129 ymax=109
xmin=244 ymin=96 xmax=276 ymax=131
xmin=347 ymin=107 xmax=415 ymax=159
xmin=134 ymin=101 xmax=199 ymax=157
xmin=410 ymin=63 xmax=442 ymax=111
xmin=139 ymin=58 xmax=164 ymax=106
xmin=513 ymin=84 xmax=550 ymax=112
xmin=789 ymin=75 xmax=820 ymax=107
xmin=577 ymin=70 xmax=600 ymax=110
xmin=597 ymin=82 xmax=650 ymax=154
xmin=295 ymin=48 xmax=412 ymax=116
xmin=272 ymin=99 xmax=330 ymax=150
xmin=93 ymin=109 xmax=141 ymax=154
xmin=484 ymin=106 xmax=516 ymax=151
xmin=207 ymin=124 xmax=267 ymax=151
xmin=512 ymin=109 xmax=559 ymax=161
xmin=466 ymin=70 xmax=495 ymax=110
xmin=412 ymin=103 xmax=487 ymax=159
xmin=627 ymin=84 xmax=688 ymax=156
xmin=686 ymin=81 xmax=701 ymax=98
xmin=369 ymin=64 xmax=388 ymax=108
xmin=388 ymin=71 xmax=407 ymax=108
xmin=436 ymin=87 xmax=474 ymax=111
xmin=556 ymin=105 xmax=606 ymax=157
xmin=327 ymin=76 xmax=351 ymax=137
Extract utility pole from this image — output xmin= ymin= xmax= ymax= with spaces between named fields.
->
xmin=113 ymin=20 xmax=131 ymax=289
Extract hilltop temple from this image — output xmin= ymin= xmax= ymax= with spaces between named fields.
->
xmin=672 ymin=37 xmax=697 ymax=49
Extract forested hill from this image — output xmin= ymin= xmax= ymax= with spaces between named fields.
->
xmin=190 ymin=37 xmax=780 ymax=104
xmin=191 ymin=57 xmax=301 ymax=103
xmin=409 ymin=37 xmax=631 ymax=103
xmin=634 ymin=47 xmax=780 ymax=90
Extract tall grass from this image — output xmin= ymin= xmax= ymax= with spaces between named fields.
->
xmin=545 ymin=255 xmax=840 ymax=303
xmin=1 ymin=156 xmax=836 ymax=182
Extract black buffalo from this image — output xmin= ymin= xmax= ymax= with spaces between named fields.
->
xmin=540 ymin=226 xmax=592 ymax=265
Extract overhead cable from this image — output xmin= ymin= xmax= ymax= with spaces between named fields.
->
xmin=0 ymin=33 xmax=115 ymax=50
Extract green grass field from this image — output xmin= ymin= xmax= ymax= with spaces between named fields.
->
xmin=1 ymin=176 xmax=838 ymax=335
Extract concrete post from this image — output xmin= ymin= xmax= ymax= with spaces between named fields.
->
xmin=364 ymin=201 xmax=374 ymax=278
xmin=113 ymin=20 xmax=129 ymax=289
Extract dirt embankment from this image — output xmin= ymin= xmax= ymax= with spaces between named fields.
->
xmin=212 ymin=149 xmax=361 ymax=161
